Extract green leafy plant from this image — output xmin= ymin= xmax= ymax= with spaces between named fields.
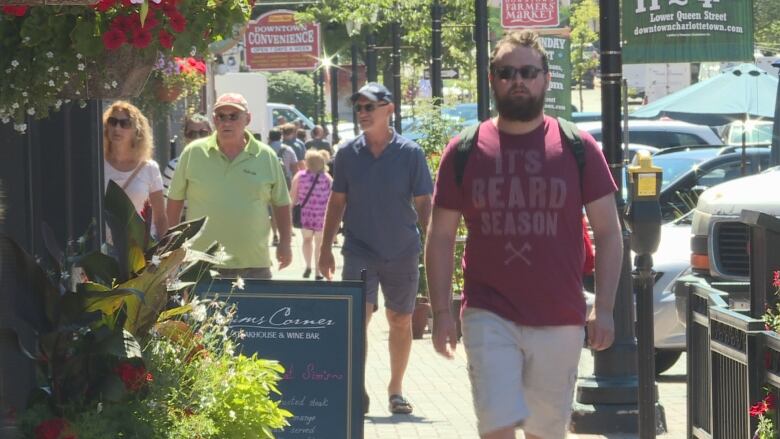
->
xmin=0 ymin=0 xmax=250 ymax=131
xmin=4 ymin=180 xmax=291 ymax=438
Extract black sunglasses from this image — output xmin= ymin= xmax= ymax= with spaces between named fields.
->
xmin=492 ymin=65 xmax=546 ymax=81
xmin=185 ymin=128 xmax=211 ymax=139
xmin=107 ymin=116 xmax=132 ymax=129
xmin=214 ymin=112 xmax=243 ymax=122
xmin=353 ymin=102 xmax=389 ymax=113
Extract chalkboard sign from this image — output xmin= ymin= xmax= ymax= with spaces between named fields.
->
xmin=198 ymin=279 xmax=365 ymax=439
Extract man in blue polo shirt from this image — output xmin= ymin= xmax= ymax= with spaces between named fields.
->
xmin=319 ymin=83 xmax=433 ymax=416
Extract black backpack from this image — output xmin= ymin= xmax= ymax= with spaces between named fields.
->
xmin=453 ymin=117 xmax=585 ymax=188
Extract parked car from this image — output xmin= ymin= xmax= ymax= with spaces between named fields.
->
xmin=652 ymin=146 xmax=773 ymax=221
xmin=719 ymin=119 xmax=773 ymax=146
xmin=576 ymin=119 xmax=723 ymax=149
xmin=674 ymin=167 xmax=780 ymax=330
xmin=583 ymin=215 xmax=692 ymax=374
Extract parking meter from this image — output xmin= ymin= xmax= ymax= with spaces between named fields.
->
xmin=625 ymin=150 xmax=663 ymax=438
xmin=625 ymin=150 xmax=662 ymax=255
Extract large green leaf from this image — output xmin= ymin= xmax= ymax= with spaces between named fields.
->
xmin=146 ymin=216 xmax=207 ymax=259
xmin=75 ymin=283 xmax=144 ymax=317
xmin=0 ymin=235 xmax=59 ymax=356
xmin=121 ymin=248 xmax=186 ymax=337
xmin=104 ymin=180 xmax=148 ymax=280
xmin=77 ymin=251 xmax=120 ymax=287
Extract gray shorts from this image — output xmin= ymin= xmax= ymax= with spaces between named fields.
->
xmin=342 ymin=252 xmax=419 ymax=314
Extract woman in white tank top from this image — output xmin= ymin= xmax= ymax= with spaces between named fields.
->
xmin=102 ymin=101 xmax=168 ymax=238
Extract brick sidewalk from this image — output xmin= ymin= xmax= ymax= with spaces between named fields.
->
xmin=274 ymin=232 xmax=687 ymax=438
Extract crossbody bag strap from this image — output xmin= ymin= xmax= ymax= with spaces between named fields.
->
xmin=299 ymin=173 xmax=321 ymax=208
xmin=121 ymin=163 xmax=145 ymax=191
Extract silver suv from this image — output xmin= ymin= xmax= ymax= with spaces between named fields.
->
xmin=576 ymin=119 xmax=723 ymax=149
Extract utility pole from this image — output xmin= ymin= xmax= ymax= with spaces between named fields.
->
xmin=772 ymin=60 xmax=780 ymax=166
xmin=571 ymin=0 xmax=653 ymax=433
xmin=431 ymin=0 xmax=443 ymax=105
xmin=366 ymin=32 xmax=378 ymax=83
xmin=313 ymin=70 xmax=320 ymax=125
xmin=391 ymin=5 xmax=402 ymax=133
xmin=330 ymin=55 xmax=339 ymax=145
xmin=351 ymin=42 xmax=360 ymax=136
xmin=474 ymin=0 xmax=490 ymax=121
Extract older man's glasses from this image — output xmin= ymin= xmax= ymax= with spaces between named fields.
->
xmin=107 ymin=116 xmax=132 ymax=129
xmin=215 ymin=112 xmax=242 ymax=122
xmin=185 ymin=128 xmax=211 ymax=139
xmin=353 ymin=102 xmax=389 ymax=113
xmin=492 ymin=65 xmax=545 ymax=81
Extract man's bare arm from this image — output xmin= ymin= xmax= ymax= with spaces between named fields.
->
xmin=318 ymin=192 xmax=347 ymax=279
xmin=584 ymin=193 xmax=623 ymax=350
xmin=166 ymin=199 xmax=184 ymax=228
xmin=414 ymin=194 xmax=432 ymax=237
xmin=424 ymin=206 xmax=461 ymax=358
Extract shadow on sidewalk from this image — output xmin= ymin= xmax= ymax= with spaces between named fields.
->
xmin=365 ymin=415 xmax=433 ymax=425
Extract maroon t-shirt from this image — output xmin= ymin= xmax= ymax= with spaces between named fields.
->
xmin=433 ymin=116 xmax=616 ymax=326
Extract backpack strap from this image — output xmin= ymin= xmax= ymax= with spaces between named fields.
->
xmin=454 ymin=122 xmax=482 ymax=188
xmin=556 ymin=117 xmax=585 ymax=189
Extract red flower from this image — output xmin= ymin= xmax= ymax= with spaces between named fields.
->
xmin=766 ymin=393 xmax=776 ymax=410
xmin=167 ymin=11 xmax=186 ymax=33
xmin=114 ymin=362 xmax=152 ymax=392
xmin=102 ymin=28 xmax=127 ymax=50
xmin=2 ymin=5 xmax=28 ymax=16
xmin=130 ymin=27 xmax=152 ymax=49
xmin=773 ymin=270 xmax=780 ymax=288
xmin=158 ymin=29 xmax=174 ymax=49
xmin=91 ymin=0 xmax=116 ymax=12
xmin=34 ymin=418 xmax=74 ymax=439
xmin=141 ymin=12 xmax=158 ymax=30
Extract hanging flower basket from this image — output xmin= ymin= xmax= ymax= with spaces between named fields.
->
xmin=59 ymin=45 xmax=156 ymax=100
xmin=0 ymin=0 xmax=97 ymax=5
xmin=153 ymin=80 xmax=182 ymax=102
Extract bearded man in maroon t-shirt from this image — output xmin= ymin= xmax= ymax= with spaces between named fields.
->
xmin=425 ymin=30 xmax=623 ymax=439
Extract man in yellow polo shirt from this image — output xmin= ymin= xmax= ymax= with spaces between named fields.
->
xmin=167 ymin=93 xmax=292 ymax=278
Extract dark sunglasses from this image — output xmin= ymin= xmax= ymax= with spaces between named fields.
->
xmin=492 ymin=65 xmax=546 ymax=81
xmin=353 ymin=102 xmax=389 ymax=113
xmin=185 ymin=128 xmax=211 ymax=139
xmin=214 ymin=112 xmax=243 ymax=122
xmin=107 ymin=116 xmax=132 ymax=129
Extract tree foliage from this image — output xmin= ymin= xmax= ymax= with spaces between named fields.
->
xmin=267 ymin=71 xmax=317 ymax=116
xmin=755 ymin=0 xmax=780 ymax=54
xmin=297 ymin=0 xmax=476 ymax=79
xmin=569 ymin=0 xmax=599 ymax=110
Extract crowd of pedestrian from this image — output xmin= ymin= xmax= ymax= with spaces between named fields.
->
xmin=100 ymin=29 xmax=621 ymax=439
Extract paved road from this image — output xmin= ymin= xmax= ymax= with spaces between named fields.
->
xmin=272 ymin=232 xmax=687 ymax=438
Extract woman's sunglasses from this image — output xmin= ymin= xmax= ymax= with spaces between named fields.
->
xmin=185 ymin=128 xmax=211 ymax=139
xmin=492 ymin=65 xmax=545 ymax=81
xmin=353 ymin=102 xmax=389 ymax=113
xmin=107 ymin=116 xmax=132 ymax=129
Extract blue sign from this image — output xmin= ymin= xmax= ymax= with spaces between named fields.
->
xmin=200 ymin=279 xmax=366 ymax=439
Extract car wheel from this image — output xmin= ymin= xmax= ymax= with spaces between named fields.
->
xmin=655 ymin=349 xmax=682 ymax=375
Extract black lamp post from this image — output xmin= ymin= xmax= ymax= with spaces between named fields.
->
xmin=431 ymin=0 xmax=443 ymax=104
xmin=391 ymin=5 xmax=402 ymax=133
xmin=330 ymin=55 xmax=339 ymax=145
xmin=771 ymin=60 xmax=780 ymax=166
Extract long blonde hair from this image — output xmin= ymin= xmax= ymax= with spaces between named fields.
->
xmin=304 ymin=149 xmax=328 ymax=173
xmin=102 ymin=101 xmax=154 ymax=162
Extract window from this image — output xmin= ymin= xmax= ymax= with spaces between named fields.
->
xmin=696 ymin=161 xmax=743 ymax=188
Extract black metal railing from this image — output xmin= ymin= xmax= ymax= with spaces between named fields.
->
xmin=686 ymin=283 xmax=728 ymax=439
xmin=685 ymin=210 xmax=780 ymax=439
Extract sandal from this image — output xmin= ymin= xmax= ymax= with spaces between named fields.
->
xmin=388 ymin=394 xmax=413 ymax=415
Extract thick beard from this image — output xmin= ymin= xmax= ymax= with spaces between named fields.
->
xmin=493 ymin=86 xmax=546 ymax=122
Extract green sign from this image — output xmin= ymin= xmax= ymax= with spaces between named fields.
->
xmin=541 ymin=35 xmax=572 ymax=119
xmin=622 ymin=0 xmax=753 ymax=63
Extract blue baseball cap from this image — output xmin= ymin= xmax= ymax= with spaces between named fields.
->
xmin=351 ymin=82 xmax=393 ymax=103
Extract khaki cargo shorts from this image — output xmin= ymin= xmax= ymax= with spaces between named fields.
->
xmin=461 ymin=308 xmax=584 ymax=438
